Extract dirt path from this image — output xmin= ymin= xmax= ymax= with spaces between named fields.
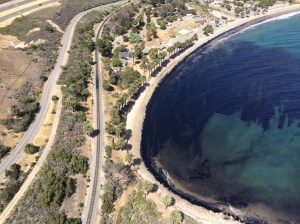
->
xmin=126 ymin=4 xmax=300 ymax=224
xmin=0 ymin=86 xmax=62 ymax=224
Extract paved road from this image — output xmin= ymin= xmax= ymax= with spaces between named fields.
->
xmin=0 ymin=0 xmax=56 ymax=23
xmin=0 ymin=0 xmax=34 ymax=12
xmin=0 ymin=2 xmax=121 ymax=178
xmin=0 ymin=87 xmax=62 ymax=224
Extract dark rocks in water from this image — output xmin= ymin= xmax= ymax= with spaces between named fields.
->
xmin=229 ymin=195 xmax=248 ymax=208
xmin=244 ymin=215 xmax=267 ymax=224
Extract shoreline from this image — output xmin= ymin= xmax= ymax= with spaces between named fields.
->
xmin=127 ymin=4 xmax=300 ymax=224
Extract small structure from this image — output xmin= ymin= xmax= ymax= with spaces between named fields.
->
xmin=221 ymin=16 xmax=228 ymax=20
xmin=143 ymin=48 xmax=150 ymax=55
xmin=245 ymin=3 xmax=252 ymax=8
xmin=119 ymin=51 xmax=131 ymax=59
xmin=195 ymin=17 xmax=206 ymax=24
xmin=120 ymin=58 xmax=128 ymax=67
xmin=158 ymin=45 xmax=165 ymax=51
xmin=166 ymin=41 xmax=175 ymax=47
xmin=178 ymin=29 xmax=189 ymax=35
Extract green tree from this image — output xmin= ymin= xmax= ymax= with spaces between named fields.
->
xmin=103 ymin=80 xmax=112 ymax=91
xmin=105 ymin=122 xmax=116 ymax=135
xmin=125 ymin=152 xmax=134 ymax=166
xmin=141 ymin=56 xmax=150 ymax=79
xmin=129 ymin=32 xmax=141 ymax=44
xmin=66 ymin=95 xmax=79 ymax=112
xmin=0 ymin=145 xmax=10 ymax=160
xmin=158 ymin=51 xmax=167 ymax=66
xmin=162 ymin=195 xmax=172 ymax=209
xmin=149 ymin=48 xmax=158 ymax=60
xmin=83 ymin=123 xmax=94 ymax=137
xmin=97 ymin=35 xmax=113 ymax=57
xmin=76 ymin=111 xmax=86 ymax=122
xmin=203 ymin=24 xmax=214 ymax=35
xmin=24 ymin=143 xmax=39 ymax=154
xmin=226 ymin=4 xmax=232 ymax=11
xmin=134 ymin=43 xmax=145 ymax=60
xmin=167 ymin=46 xmax=174 ymax=56
xmin=10 ymin=105 xmax=20 ymax=117
xmin=169 ymin=210 xmax=183 ymax=224
xmin=142 ymin=180 xmax=153 ymax=196
xmin=111 ymin=57 xmax=123 ymax=68
xmin=119 ymin=67 xmax=142 ymax=89
xmin=52 ymin=95 xmax=59 ymax=101
xmin=115 ymin=123 xmax=126 ymax=138
xmin=5 ymin=163 xmax=21 ymax=180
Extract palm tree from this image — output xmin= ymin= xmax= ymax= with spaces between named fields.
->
xmin=140 ymin=57 xmax=149 ymax=75
xmin=142 ymin=181 xmax=153 ymax=196
xmin=139 ymin=76 xmax=146 ymax=85
xmin=158 ymin=51 xmax=167 ymax=66
xmin=169 ymin=210 xmax=183 ymax=224
xmin=174 ymin=42 xmax=181 ymax=54
xmin=122 ymin=93 xmax=129 ymax=106
xmin=125 ymin=152 xmax=134 ymax=166
xmin=162 ymin=195 xmax=172 ymax=209
xmin=128 ymin=86 xmax=136 ymax=99
xmin=116 ymin=97 xmax=123 ymax=110
xmin=115 ymin=123 xmax=126 ymax=138
xmin=83 ymin=123 xmax=94 ymax=137
xmin=167 ymin=46 xmax=174 ymax=56
xmin=66 ymin=95 xmax=78 ymax=112
xmin=10 ymin=105 xmax=19 ymax=117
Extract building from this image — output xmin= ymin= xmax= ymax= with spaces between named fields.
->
xmin=119 ymin=51 xmax=131 ymax=59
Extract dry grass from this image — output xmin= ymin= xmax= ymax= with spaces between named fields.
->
xmin=60 ymin=174 xmax=87 ymax=218
xmin=0 ymin=48 xmax=45 ymax=147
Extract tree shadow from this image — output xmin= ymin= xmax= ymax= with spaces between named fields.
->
xmin=152 ymin=183 xmax=159 ymax=193
xmin=91 ymin=129 xmax=100 ymax=137
xmin=133 ymin=158 xmax=142 ymax=166
xmin=125 ymin=129 xmax=132 ymax=140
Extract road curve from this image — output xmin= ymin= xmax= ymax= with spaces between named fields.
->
xmin=0 ymin=2 xmax=125 ymax=177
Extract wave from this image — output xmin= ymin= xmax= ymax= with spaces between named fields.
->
xmin=219 ymin=10 xmax=300 ymax=42
xmin=263 ymin=11 xmax=300 ymax=22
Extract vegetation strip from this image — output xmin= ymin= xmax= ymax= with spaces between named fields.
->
xmin=2 ymin=6 xmax=118 ymax=224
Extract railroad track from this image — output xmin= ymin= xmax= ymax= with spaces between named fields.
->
xmin=85 ymin=1 xmax=140 ymax=223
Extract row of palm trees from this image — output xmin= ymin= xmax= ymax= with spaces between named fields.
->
xmin=104 ymin=34 xmax=199 ymax=151
xmin=140 ymin=34 xmax=198 ymax=79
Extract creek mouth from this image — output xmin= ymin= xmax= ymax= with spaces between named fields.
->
xmin=141 ymin=12 xmax=300 ymax=224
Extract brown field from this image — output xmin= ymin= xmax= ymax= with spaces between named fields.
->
xmin=0 ymin=48 xmax=45 ymax=146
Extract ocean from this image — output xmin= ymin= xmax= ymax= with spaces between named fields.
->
xmin=141 ymin=13 xmax=300 ymax=223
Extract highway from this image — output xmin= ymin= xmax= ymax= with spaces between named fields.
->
xmin=0 ymin=87 xmax=62 ymax=224
xmin=0 ymin=0 xmax=56 ymax=23
xmin=0 ymin=0 xmax=130 ymax=223
xmin=0 ymin=2 xmax=122 ymax=177
xmin=0 ymin=0 xmax=36 ymax=12
xmin=0 ymin=0 xmax=126 ymax=222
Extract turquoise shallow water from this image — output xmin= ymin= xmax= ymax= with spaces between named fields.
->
xmin=142 ymin=13 xmax=300 ymax=223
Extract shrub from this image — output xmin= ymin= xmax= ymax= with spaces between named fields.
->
xmin=40 ymin=75 xmax=48 ymax=82
xmin=0 ymin=145 xmax=10 ymax=160
xmin=52 ymin=95 xmax=59 ymax=101
xmin=24 ymin=144 xmax=39 ymax=154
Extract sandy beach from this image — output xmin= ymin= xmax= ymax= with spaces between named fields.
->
xmin=126 ymin=4 xmax=300 ymax=224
